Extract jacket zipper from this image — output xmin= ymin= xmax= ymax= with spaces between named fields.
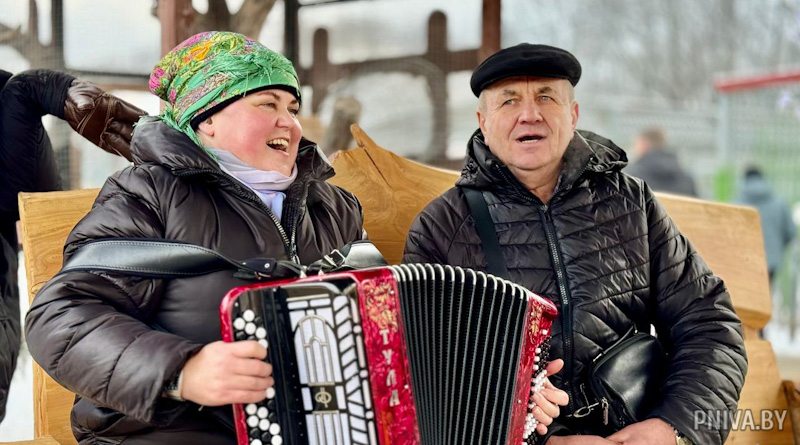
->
xmin=492 ymin=162 xmax=593 ymax=414
xmin=174 ymin=168 xmax=298 ymax=262
xmin=539 ymin=204 xmax=575 ymax=413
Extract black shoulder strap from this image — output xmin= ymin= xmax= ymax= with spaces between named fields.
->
xmin=462 ymin=188 xmax=509 ymax=279
xmin=60 ymin=239 xmax=386 ymax=281
xmin=60 ymin=239 xmax=302 ymax=280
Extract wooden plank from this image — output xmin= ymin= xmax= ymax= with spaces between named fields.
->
xmin=726 ymin=340 xmax=794 ymax=444
xmin=658 ymin=193 xmax=772 ymax=331
xmin=18 ymin=190 xmax=98 ymax=445
xmin=329 ymin=125 xmax=459 ymax=265
xmin=0 ymin=437 xmax=62 ymax=445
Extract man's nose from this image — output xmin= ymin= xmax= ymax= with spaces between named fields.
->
xmin=518 ymin=102 xmax=544 ymax=124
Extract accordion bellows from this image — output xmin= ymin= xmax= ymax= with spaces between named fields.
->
xmin=220 ymin=264 xmax=558 ymax=445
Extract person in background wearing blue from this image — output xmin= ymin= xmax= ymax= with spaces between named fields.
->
xmin=735 ymin=165 xmax=796 ymax=283
xmin=0 ymin=68 xmax=144 ymax=424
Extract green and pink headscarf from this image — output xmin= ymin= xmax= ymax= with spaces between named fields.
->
xmin=149 ymin=31 xmax=300 ymax=147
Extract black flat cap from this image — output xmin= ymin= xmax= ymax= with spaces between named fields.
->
xmin=470 ymin=43 xmax=581 ymax=96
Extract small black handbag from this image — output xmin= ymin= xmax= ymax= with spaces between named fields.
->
xmin=581 ymin=326 xmax=668 ymax=429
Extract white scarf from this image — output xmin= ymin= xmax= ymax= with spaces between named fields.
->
xmin=209 ymin=148 xmax=297 ymax=221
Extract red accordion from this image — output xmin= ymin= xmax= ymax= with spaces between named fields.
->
xmin=220 ymin=264 xmax=557 ymax=445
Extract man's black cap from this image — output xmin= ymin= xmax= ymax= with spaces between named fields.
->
xmin=470 ymin=43 xmax=581 ymax=97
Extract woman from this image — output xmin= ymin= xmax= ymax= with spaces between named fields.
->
xmin=25 ymin=32 xmax=364 ymax=444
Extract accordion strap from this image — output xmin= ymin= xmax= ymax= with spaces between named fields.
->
xmin=462 ymin=187 xmax=510 ymax=279
xmin=61 ymin=239 xmax=302 ymax=280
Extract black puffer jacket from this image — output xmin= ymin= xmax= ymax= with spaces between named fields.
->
xmin=404 ymin=129 xmax=747 ymax=444
xmin=25 ymin=117 xmax=364 ymax=444
xmin=0 ymin=68 xmax=74 ymax=424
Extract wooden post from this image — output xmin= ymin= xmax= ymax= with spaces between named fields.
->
xmin=480 ymin=0 xmax=501 ymax=62
xmin=158 ymin=0 xmax=194 ymax=56
xmin=284 ymin=0 xmax=300 ymax=65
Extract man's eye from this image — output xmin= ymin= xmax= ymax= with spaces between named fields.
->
xmin=538 ymin=95 xmax=553 ymax=102
xmin=502 ymin=98 xmax=516 ymax=106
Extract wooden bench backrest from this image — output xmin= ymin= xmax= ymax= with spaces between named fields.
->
xmin=17 ymin=125 xmax=793 ymax=443
xmin=19 ymin=190 xmax=99 ymax=445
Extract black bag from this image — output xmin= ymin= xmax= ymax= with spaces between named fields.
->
xmin=580 ymin=326 xmax=668 ymax=429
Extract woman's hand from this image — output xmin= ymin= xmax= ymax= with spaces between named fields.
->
xmin=180 ymin=340 xmax=272 ymax=406
xmin=533 ymin=358 xmax=570 ymax=435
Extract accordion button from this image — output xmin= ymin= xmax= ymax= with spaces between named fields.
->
xmin=234 ymin=318 xmax=246 ymax=330
xmin=271 ymin=436 xmax=283 ymax=445
xmin=259 ymin=339 xmax=269 ymax=349
xmin=256 ymin=327 xmax=267 ymax=339
xmin=243 ymin=310 xmax=256 ymax=322
xmin=269 ymin=424 xmax=281 ymax=435
xmin=245 ymin=404 xmax=258 ymax=415
xmin=259 ymin=419 xmax=270 ymax=431
xmin=257 ymin=407 xmax=268 ymax=418
xmin=247 ymin=415 xmax=259 ymax=427
xmin=261 ymin=432 xmax=272 ymax=442
xmin=245 ymin=323 xmax=257 ymax=335
xmin=250 ymin=440 xmax=262 ymax=445
xmin=265 ymin=387 xmax=276 ymax=399
xmin=235 ymin=331 xmax=247 ymax=341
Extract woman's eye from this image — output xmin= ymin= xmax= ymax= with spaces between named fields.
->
xmin=289 ymin=108 xmax=300 ymax=116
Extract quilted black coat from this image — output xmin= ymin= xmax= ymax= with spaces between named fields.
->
xmin=404 ymin=129 xmax=747 ymax=444
xmin=25 ymin=117 xmax=364 ymax=444
xmin=0 ymin=69 xmax=74 ymax=424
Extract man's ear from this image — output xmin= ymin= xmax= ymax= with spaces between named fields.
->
xmin=570 ymin=102 xmax=580 ymax=131
xmin=477 ymin=110 xmax=487 ymax=134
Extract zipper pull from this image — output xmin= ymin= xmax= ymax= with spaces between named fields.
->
xmin=601 ymin=398 xmax=609 ymax=425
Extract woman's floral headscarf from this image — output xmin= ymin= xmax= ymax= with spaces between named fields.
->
xmin=149 ymin=31 xmax=300 ymax=147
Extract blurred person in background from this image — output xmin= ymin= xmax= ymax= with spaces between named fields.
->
xmin=735 ymin=165 xmax=796 ymax=283
xmin=0 ymin=68 xmax=144 ymax=424
xmin=626 ymin=127 xmax=697 ymax=197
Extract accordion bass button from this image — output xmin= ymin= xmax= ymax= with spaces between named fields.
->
xmin=259 ymin=419 xmax=270 ymax=431
xmin=245 ymin=404 xmax=258 ymax=415
xmin=247 ymin=415 xmax=259 ymax=427
xmin=265 ymin=387 xmax=276 ymax=399
xmin=258 ymin=339 xmax=269 ymax=349
xmin=255 ymin=327 xmax=267 ymax=339
xmin=257 ymin=407 xmax=268 ymax=418
xmin=234 ymin=318 xmax=246 ymax=330
xmin=269 ymin=424 xmax=281 ymax=435
xmin=271 ymin=436 xmax=283 ymax=445
xmin=250 ymin=440 xmax=262 ymax=445
xmin=243 ymin=310 xmax=256 ymax=322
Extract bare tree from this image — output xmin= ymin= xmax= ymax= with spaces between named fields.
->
xmin=570 ymin=0 xmax=800 ymax=102
xmin=151 ymin=0 xmax=278 ymax=38
xmin=0 ymin=0 xmax=64 ymax=69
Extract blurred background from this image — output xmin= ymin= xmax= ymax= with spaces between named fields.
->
xmin=2 ymin=0 xmax=800 ymax=439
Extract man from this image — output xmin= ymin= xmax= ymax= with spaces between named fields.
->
xmin=0 ymin=68 xmax=145 ymax=423
xmin=404 ymin=44 xmax=747 ymax=444
xmin=735 ymin=165 xmax=795 ymax=282
xmin=626 ymin=127 xmax=697 ymax=196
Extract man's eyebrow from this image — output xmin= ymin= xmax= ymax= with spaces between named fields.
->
xmin=499 ymin=89 xmax=520 ymax=97
xmin=536 ymin=86 xmax=557 ymax=95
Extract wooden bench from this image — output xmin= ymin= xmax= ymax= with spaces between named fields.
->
xmin=15 ymin=125 xmax=798 ymax=444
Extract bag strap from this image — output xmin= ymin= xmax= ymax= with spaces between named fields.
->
xmin=462 ymin=187 xmax=509 ymax=279
xmin=60 ymin=239 xmax=302 ymax=280
xmin=60 ymin=239 xmax=387 ymax=281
